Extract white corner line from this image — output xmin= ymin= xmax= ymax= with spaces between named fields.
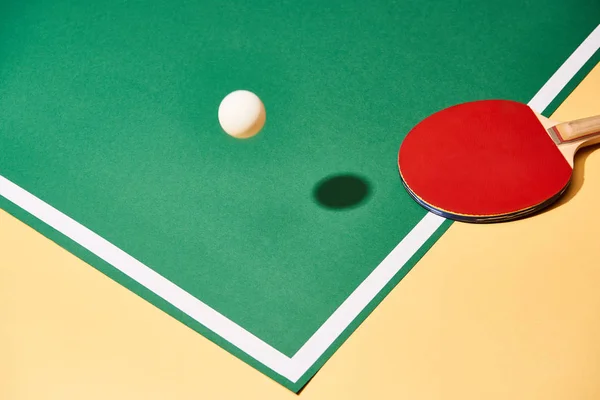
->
xmin=0 ymin=175 xmax=297 ymax=378
xmin=0 ymin=23 xmax=598 ymax=385
xmin=286 ymin=212 xmax=445 ymax=381
xmin=529 ymin=24 xmax=600 ymax=113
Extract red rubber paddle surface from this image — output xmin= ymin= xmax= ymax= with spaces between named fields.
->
xmin=398 ymin=100 xmax=573 ymax=218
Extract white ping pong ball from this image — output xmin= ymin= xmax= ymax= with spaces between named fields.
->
xmin=218 ymin=90 xmax=266 ymax=139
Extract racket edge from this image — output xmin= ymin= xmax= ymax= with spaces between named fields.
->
xmin=399 ymin=174 xmax=570 ymax=224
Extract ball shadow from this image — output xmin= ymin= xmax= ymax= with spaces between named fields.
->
xmin=313 ymin=174 xmax=371 ymax=210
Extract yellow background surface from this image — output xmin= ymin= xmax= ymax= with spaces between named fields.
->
xmin=2 ymin=64 xmax=600 ymax=400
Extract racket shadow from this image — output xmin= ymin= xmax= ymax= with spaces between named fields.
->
xmin=540 ymin=144 xmax=600 ymax=214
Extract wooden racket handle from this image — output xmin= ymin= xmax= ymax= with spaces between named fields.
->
xmin=553 ymin=115 xmax=600 ymax=142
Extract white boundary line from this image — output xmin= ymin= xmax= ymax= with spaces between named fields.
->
xmin=0 ymin=175 xmax=298 ymax=377
xmin=529 ymin=24 xmax=600 ymax=113
xmin=0 ymin=23 xmax=598 ymax=384
xmin=287 ymin=213 xmax=445 ymax=380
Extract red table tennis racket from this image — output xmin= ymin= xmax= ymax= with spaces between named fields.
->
xmin=398 ymin=99 xmax=600 ymax=223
